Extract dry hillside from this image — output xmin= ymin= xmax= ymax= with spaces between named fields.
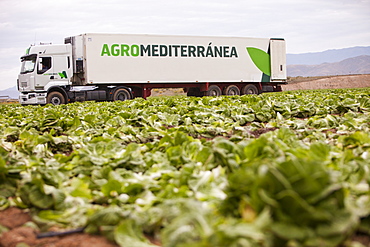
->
xmin=282 ymin=74 xmax=370 ymax=91
xmin=287 ymin=55 xmax=370 ymax=77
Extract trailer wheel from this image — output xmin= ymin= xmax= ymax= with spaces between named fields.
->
xmin=47 ymin=91 xmax=65 ymax=105
xmin=223 ymin=85 xmax=240 ymax=96
xmin=206 ymin=85 xmax=222 ymax=96
xmin=113 ymin=88 xmax=132 ymax=101
xmin=241 ymin=84 xmax=259 ymax=95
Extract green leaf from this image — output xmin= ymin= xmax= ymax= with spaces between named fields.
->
xmin=37 ymin=210 xmax=70 ymax=224
xmin=270 ymin=222 xmax=311 ymax=240
xmin=101 ymin=179 xmax=123 ymax=197
xmin=20 ymin=183 xmax=54 ymax=209
xmin=0 ymin=195 xmax=9 ymax=210
xmin=247 ymin=47 xmax=271 ymax=76
xmin=70 ymin=178 xmax=92 ymax=200
xmin=114 ymin=219 xmax=156 ymax=247
xmin=88 ymin=206 xmax=124 ymax=227
xmin=0 ymin=176 xmax=18 ymax=197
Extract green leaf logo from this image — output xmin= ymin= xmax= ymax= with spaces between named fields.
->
xmin=58 ymin=71 xmax=67 ymax=79
xmin=247 ymin=47 xmax=271 ymax=76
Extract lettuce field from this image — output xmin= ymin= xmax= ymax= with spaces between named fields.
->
xmin=1 ymin=88 xmax=370 ymax=246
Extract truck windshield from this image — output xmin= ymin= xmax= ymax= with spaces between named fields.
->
xmin=20 ymin=54 xmax=37 ymax=74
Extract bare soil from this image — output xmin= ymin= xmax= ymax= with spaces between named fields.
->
xmin=0 ymin=207 xmax=119 ymax=247
xmin=151 ymin=88 xmax=186 ymax=97
xmin=282 ymin=74 xmax=370 ymax=91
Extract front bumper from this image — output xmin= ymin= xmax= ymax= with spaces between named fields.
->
xmin=19 ymin=92 xmax=47 ymax=105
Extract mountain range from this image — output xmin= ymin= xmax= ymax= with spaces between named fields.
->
xmin=287 ymin=46 xmax=370 ymax=65
xmin=1 ymin=46 xmax=370 ymax=98
xmin=287 ymin=55 xmax=370 ymax=77
xmin=0 ymin=86 xmax=19 ymax=99
xmin=286 ymin=46 xmax=370 ymax=77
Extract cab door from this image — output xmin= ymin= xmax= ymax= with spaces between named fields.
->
xmin=35 ymin=56 xmax=53 ymax=90
xmin=270 ymin=39 xmax=287 ymax=81
xmin=53 ymin=55 xmax=72 ymax=83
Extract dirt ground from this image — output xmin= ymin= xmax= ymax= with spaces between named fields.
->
xmin=0 ymin=207 xmax=120 ymax=247
xmin=151 ymin=87 xmax=186 ymax=97
xmin=282 ymin=74 xmax=370 ymax=91
xmin=1 ymin=75 xmax=370 ymax=247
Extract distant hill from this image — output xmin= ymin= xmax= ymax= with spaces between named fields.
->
xmin=287 ymin=55 xmax=370 ymax=77
xmin=0 ymin=86 xmax=19 ymax=99
xmin=287 ymin=46 xmax=370 ymax=65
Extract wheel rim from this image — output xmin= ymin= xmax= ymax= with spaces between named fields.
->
xmin=51 ymin=96 xmax=61 ymax=105
xmin=208 ymin=86 xmax=221 ymax=96
xmin=210 ymin=90 xmax=218 ymax=96
xmin=242 ymin=85 xmax=258 ymax=95
xmin=117 ymin=93 xmax=127 ymax=101
xmin=230 ymin=89 xmax=238 ymax=95
xmin=224 ymin=86 xmax=240 ymax=96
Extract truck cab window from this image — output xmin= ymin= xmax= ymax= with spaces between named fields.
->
xmin=20 ymin=54 xmax=37 ymax=74
xmin=38 ymin=57 xmax=52 ymax=74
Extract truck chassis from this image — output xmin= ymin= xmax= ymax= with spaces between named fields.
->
xmin=26 ymin=81 xmax=282 ymax=105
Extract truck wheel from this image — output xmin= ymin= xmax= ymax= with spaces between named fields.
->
xmin=241 ymin=84 xmax=259 ymax=95
xmin=206 ymin=85 xmax=222 ymax=96
xmin=113 ymin=88 xmax=131 ymax=101
xmin=47 ymin=91 xmax=65 ymax=105
xmin=223 ymin=85 xmax=240 ymax=96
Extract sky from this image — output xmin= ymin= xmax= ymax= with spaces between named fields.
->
xmin=0 ymin=0 xmax=369 ymax=90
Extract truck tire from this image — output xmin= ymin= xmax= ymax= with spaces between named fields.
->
xmin=206 ymin=85 xmax=222 ymax=96
xmin=241 ymin=84 xmax=259 ymax=95
xmin=223 ymin=85 xmax=240 ymax=96
xmin=113 ymin=88 xmax=131 ymax=101
xmin=47 ymin=91 xmax=66 ymax=105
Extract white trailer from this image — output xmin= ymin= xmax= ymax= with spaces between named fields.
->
xmin=18 ymin=33 xmax=286 ymax=105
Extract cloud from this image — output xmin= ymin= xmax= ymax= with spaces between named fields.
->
xmin=2 ymin=0 xmax=369 ymax=49
xmin=0 ymin=67 xmax=18 ymax=88
xmin=0 ymin=0 xmax=369 ymax=90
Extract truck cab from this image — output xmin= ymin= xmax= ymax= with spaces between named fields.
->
xmin=18 ymin=44 xmax=73 ymax=104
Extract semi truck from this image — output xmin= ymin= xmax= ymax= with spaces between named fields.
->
xmin=18 ymin=33 xmax=286 ymax=105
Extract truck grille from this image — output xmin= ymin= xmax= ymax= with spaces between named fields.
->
xmin=21 ymin=81 xmax=27 ymax=87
